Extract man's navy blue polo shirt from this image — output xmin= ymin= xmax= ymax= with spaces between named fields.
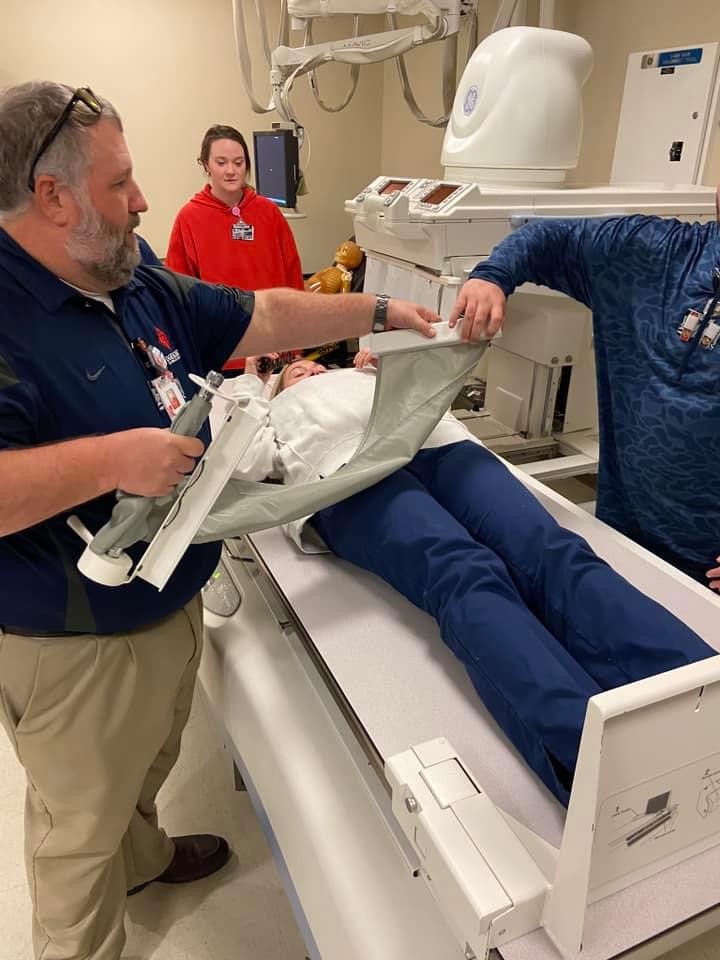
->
xmin=0 ymin=228 xmax=253 ymax=634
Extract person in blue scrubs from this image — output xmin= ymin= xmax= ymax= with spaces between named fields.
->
xmin=253 ymin=358 xmax=715 ymax=808
xmin=450 ymin=212 xmax=720 ymax=590
xmin=0 ymin=81 xmax=439 ymax=960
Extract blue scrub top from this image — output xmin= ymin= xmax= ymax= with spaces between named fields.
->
xmin=0 ymin=228 xmax=253 ymax=633
xmin=470 ymin=215 xmax=720 ymax=580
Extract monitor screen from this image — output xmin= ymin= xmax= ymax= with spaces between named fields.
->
xmin=253 ymin=130 xmax=299 ymax=208
xmin=379 ymin=180 xmax=410 ymax=196
xmin=421 ymin=184 xmax=460 ymax=205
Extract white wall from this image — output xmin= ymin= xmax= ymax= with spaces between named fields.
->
xmin=0 ymin=0 xmax=384 ymax=272
xmin=380 ymin=0 xmax=720 ymax=189
xmin=560 ymin=0 xmax=720 ymax=187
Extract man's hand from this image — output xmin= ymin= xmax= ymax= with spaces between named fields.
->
xmin=0 ymin=429 xmax=205 ymax=537
xmin=107 ymin=428 xmax=205 ymax=497
xmin=353 ymin=348 xmax=378 ymax=369
xmin=448 ymin=279 xmax=506 ymax=341
xmin=240 ymin=289 xmax=442 ymax=357
xmin=706 ymin=557 xmax=720 ymax=591
xmin=386 ymin=299 xmax=439 ymax=338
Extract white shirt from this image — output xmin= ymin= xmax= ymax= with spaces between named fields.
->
xmin=219 ymin=366 xmax=475 ymax=482
xmin=213 ymin=366 xmax=479 ymax=547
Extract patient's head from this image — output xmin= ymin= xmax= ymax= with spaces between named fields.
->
xmin=273 ymin=359 xmax=328 ymax=397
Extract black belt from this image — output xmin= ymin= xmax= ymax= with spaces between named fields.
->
xmin=1 ymin=625 xmax=89 ymax=638
xmin=2 ymin=610 xmax=175 ymax=638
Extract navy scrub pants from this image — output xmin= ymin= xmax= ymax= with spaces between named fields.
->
xmin=310 ymin=441 xmax=714 ymax=805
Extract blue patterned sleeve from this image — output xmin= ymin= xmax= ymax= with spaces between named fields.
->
xmin=468 ymin=216 xmax=655 ymax=310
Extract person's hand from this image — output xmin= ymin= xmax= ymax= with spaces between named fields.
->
xmin=385 ymin=299 xmax=438 ymax=339
xmin=353 ymin=348 xmax=378 ymax=369
xmin=245 ymin=353 xmax=280 ymax=383
xmin=706 ymin=557 xmax=720 ymax=591
xmin=448 ymin=279 xmax=506 ymax=341
xmin=106 ymin=428 xmax=205 ymax=497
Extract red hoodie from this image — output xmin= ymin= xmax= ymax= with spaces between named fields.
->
xmin=166 ymin=185 xmax=304 ymax=291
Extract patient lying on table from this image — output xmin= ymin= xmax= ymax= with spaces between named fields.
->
xmin=220 ymin=353 xmax=715 ymax=806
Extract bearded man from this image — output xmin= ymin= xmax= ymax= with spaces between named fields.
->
xmin=0 ymin=81 xmax=440 ymax=960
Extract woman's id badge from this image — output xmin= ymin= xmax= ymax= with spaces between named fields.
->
xmin=231 ymin=219 xmax=254 ymax=241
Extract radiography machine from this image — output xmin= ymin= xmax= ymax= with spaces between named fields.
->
xmin=75 ymin=9 xmax=720 ymax=959
xmin=344 ymin=31 xmax=720 ymax=477
xmin=236 ymin=0 xmax=720 ymax=477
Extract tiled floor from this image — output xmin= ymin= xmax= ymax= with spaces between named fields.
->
xmin=1 ymin=668 xmax=719 ymax=959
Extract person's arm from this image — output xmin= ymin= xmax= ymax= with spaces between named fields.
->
xmin=165 ymin=213 xmax=200 ymax=278
xmin=450 ymin=215 xmax=657 ymax=339
xmin=0 ymin=429 xmax=204 ymax=537
xmin=230 ymin=288 xmax=437 ymax=359
xmin=178 ymin=274 xmax=440 ymax=374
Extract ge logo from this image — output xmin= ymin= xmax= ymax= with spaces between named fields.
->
xmin=463 ymin=85 xmax=478 ymax=116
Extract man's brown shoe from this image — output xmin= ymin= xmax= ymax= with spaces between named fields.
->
xmin=127 ymin=834 xmax=230 ymax=896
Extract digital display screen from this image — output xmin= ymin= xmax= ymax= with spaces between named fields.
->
xmin=254 ymin=130 xmax=299 ymax=208
xmin=421 ymin=184 xmax=459 ymax=205
xmin=380 ymin=180 xmax=410 ymax=196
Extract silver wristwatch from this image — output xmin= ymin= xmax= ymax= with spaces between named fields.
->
xmin=373 ymin=293 xmax=390 ymax=331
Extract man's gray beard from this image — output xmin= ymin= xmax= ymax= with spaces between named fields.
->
xmin=65 ymin=193 xmax=141 ymax=289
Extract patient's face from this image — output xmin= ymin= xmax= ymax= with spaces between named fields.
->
xmin=282 ymin=360 xmax=328 ymax=388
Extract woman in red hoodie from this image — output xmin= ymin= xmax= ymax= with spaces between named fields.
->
xmin=166 ymin=124 xmax=303 ymax=291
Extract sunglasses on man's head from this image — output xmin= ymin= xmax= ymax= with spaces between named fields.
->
xmin=27 ymin=86 xmax=102 ymax=192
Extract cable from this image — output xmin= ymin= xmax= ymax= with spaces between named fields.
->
xmin=255 ymin=0 xmax=272 ymax=66
xmin=388 ymin=8 xmax=476 ymax=128
xmin=306 ymin=16 xmax=361 ymax=113
xmin=232 ymin=0 xmax=276 ymax=114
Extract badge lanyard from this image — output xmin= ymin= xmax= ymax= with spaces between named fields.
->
xmin=230 ymin=204 xmax=254 ymax=242
xmin=130 ymin=338 xmax=185 ymax=421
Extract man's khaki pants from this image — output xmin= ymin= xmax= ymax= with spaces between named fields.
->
xmin=0 ymin=595 xmax=204 ymax=960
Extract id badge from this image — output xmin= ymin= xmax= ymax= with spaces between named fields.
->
xmin=700 ymin=319 xmax=720 ymax=351
xmin=152 ymin=374 xmax=185 ymax=420
xmin=677 ymin=309 xmax=702 ymax=342
xmin=231 ymin=219 xmax=255 ymax=241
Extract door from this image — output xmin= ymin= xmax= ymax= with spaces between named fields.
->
xmin=611 ymin=43 xmax=720 ymax=186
